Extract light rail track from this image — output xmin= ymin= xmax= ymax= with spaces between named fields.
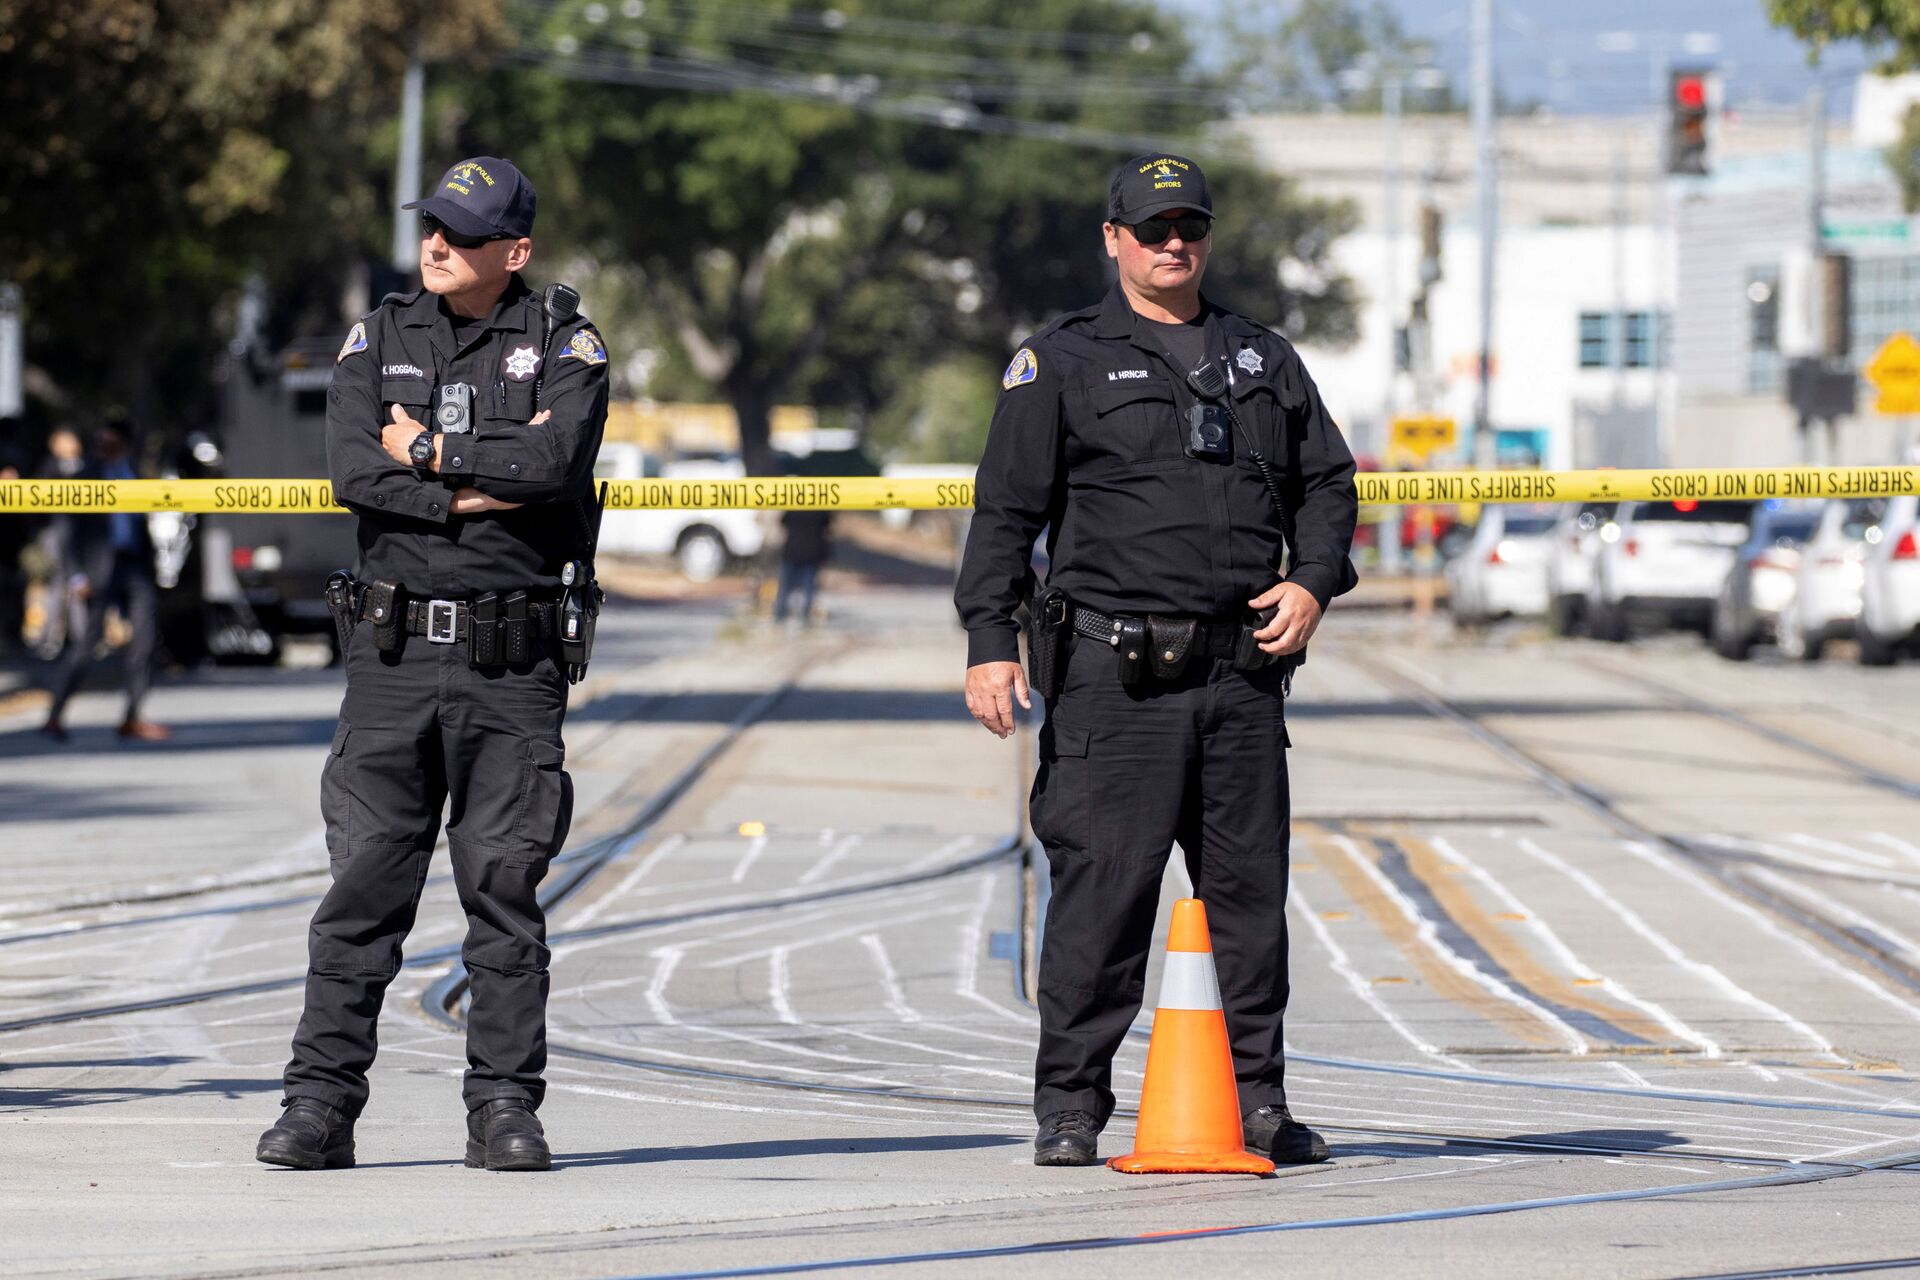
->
xmin=1350 ymin=652 xmax=1920 ymax=1001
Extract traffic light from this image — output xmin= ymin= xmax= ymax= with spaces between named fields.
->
xmin=1667 ymin=69 xmax=1712 ymax=176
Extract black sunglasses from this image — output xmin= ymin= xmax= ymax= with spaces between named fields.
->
xmin=421 ymin=214 xmax=514 ymax=250
xmin=1125 ymin=215 xmax=1212 ymax=246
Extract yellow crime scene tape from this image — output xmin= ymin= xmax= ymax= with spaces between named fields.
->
xmin=1 ymin=467 xmax=1917 ymax=514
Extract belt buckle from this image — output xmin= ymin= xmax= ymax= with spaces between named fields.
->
xmin=427 ymin=599 xmax=458 ymax=644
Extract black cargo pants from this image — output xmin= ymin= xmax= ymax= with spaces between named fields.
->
xmin=283 ymin=621 xmax=573 ymax=1118
xmin=1030 ymin=631 xmax=1292 ymax=1127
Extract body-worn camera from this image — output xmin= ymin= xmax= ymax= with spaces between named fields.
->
xmin=435 ymin=382 xmax=475 ymax=435
xmin=1186 ymin=404 xmax=1232 ymax=461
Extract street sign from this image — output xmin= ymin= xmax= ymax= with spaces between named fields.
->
xmin=1390 ymin=414 xmax=1457 ymax=458
xmin=1864 ymin=331 xmax=1920 ymax=415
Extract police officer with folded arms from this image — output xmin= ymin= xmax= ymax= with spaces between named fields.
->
xmin=258 ymin=157 xmax=609 ymax=1172
xmin=955 ymin=154 xmax=1358 ymax=1167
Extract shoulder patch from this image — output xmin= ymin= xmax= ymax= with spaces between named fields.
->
xmin=1002 ymin=347 xmax=1038 ymax=391
xmin=560 ymin=326 xmax=608 ymax=366
xmin=336 ymin=321 xmax=368 ymax=364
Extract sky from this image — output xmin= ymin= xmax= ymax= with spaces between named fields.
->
xmin=1375 ymin=0 xmax=1874 ymax=116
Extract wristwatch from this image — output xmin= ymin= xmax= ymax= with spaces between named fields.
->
xmin=407 ymin=430 xmax=437 ymax=469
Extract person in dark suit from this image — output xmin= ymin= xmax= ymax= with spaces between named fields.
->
xmin=40 ymin=422 xmax=169 ymax=742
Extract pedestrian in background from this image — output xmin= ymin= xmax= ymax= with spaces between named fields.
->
xmin=774 ymin=509 xmax=832 ymax=628
xmin=955 ymin=154 xmax=1358 ymax=1167
xmin=39 ymin=422 xmax=169 ymax=743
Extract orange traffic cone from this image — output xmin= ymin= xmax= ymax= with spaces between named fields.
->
xmin=1108 ymin=898 xmax=1275 ymax=1175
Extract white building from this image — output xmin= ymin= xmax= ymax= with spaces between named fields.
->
xmin=1236 ymin=106 xmax=1852 ymax=468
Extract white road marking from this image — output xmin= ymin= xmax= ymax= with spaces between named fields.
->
xmin=1289 ymin=880 xmax=1461 ymax=1066
xmin=729 ymin=834 xmax=771 ymax=885
xmin=796 ymin=833 xmax=865 ymax=886
xmin=1619 ymin=841 xmax=1920 ymax=1026
xmin=567 ymin=835 xmax=688 ymax=926
xmin=1513 ymin=836 xmax=1837 ymax=1063
xmin=1434 ymin=835 xmax=1716 ymax=1056
xmin=1330 ymin=833 xmax=1589 ymax=1055
xmin=1748 ymin=869 xmax=1920 ymax=965
xmin=768 ymin=947 xmax=798 ymax=1025
xmin=860 ymin=933 xmax=919 ymax=1023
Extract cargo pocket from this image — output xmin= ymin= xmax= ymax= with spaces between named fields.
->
xmin=320 ymin=721 xmax=351 ymax=855
xmin=1029 ymin=720 xmax=1091 ymax=855
xmin=509 ymin=737 xmax=569 ymax=866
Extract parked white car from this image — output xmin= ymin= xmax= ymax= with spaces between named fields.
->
xmin=1591 ymin=499 xmax=1753 ymax=641
xmin=1857 ymin=494 xmax=1920 ymax=666
xmin=1445 ymin=504 xmax=1558 ymax=624
xmin=1775 ymin=498 xmax=1878 ymax=662
xmin=1544 ymin=502 xmax=1617 ymax=636
xmin=593 ymin=445 xmax=767 ymax=582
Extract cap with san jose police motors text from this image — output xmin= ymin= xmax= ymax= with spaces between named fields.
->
xmin=1107 ymin=154 xmax=1213 ymax=224
xmin=403 ymin=157 xmax=536 ymax=239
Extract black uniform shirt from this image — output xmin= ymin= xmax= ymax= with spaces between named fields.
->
xmin=326 ymin=274 xmax=610 ymax=596
xmin=955 ymin=284 xmax=1359 ymax=666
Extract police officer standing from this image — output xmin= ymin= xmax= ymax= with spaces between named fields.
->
xmin=955 ymin=155 xmax=1357 ymax=1167
xmin=257 ymin=157 xmax=609 ymax=1172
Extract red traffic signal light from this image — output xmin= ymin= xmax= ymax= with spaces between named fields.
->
xmin=1667 ymin=68 xmax=1713 ymax=176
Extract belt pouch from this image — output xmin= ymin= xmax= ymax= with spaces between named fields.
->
xmin=1024 ymin=589 xmax=1068 ymax=698
xmin=1232 ymin=605 xmax=1279 ymax=672
xmin=1114 ymin=616 xmax=1147 ymax=686
xmin=365 ymin=580 xmax=405 ymax=653
xmin=1147 ymin=616 xmax=1197 ymax=680
xmin=502 ymin=590 xmax=530 ymax=664
xmin=469 ymin=592 xmax=500 ymax=667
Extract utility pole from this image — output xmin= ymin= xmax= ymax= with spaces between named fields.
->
xmin=1379 ymin=71 xmax=1405 ymax=576
xmin=1382 ymin=71 xmax=1403 ymax=429
xmin=1471 ymin=0 xmax=1497 ymax=468
xmin=1611 ymin=133 xmax=1628 ymax=409
xmin=390 ymin=52 xmax=426 ymax=275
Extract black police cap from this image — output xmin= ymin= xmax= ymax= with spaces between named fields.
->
xmin=403 ymin=157 xmax=536 ymax=239
xmin=1107 ymin=154 xmax=1213 ymax=224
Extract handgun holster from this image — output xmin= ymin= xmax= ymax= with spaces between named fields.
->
xmin=1025 ymin=589 xmax=1069 ymax=699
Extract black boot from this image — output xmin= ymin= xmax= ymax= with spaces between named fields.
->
xmin=1243 ymin=1104 xmax=1330 ymax=1164
xmin=466 ymin=1100 xmax=551 ymax=1172
xmin=256 ymin=1099 xmax=355 ymax=1170
xmin=1033 ymin=1109 xmax=1100 ymax=1167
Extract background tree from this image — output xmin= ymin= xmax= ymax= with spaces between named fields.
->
xmin=465 ymin=0 xmax=1358 ymax=471
xmin=1768 ymin=2 xmax=1920 ymax=211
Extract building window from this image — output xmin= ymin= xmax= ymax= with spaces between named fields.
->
xmin=1746 ymin=266 xmax=1781 ymax=396
xmin=1578 ymin=312 xmax=1612 ymax=368
xmin=1580 ymin=310 xmax=1665 ymax=370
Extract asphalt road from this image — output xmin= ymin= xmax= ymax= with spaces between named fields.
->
xmin=3 ymin=588 xmax=1919 ymax=1280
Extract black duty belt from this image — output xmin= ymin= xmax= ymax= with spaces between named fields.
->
xmin=1069 ymin=604 xmax=1239 ymax=660
xmin=397 ymin=597 xmax=558 ymax=643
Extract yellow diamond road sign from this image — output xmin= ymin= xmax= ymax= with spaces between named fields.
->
xmin=1865 ymin=331 xmax=1920 ymax=415
xmin=1390 ymin=415 xmax=1456 ymax=458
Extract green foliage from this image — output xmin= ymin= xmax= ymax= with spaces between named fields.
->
xmin=1890 ymin=103 xmax=1920 ymax=213
xmin=1768 ymin=0 xmax=1920 ymax=70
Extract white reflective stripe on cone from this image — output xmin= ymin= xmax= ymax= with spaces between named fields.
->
xmin=1158 ymin=950 xmax=1223 ymax=1012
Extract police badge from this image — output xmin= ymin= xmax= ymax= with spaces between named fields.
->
xmin=1236 ymin=347 xmax=1264 ymax=377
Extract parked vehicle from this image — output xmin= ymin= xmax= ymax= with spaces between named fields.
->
xmin=1857 ymin=494 xmax=1920 ymax=666
xmin=1590 ymin=499 xmax=1754 ymax=641
xmin=1709 ymin=501 xmax=1822 ymax=660
xmin=1444 ymin=504 xmax=1559 ymax=624
xmin=1776 ymin=498 xmax=1880 ymax=662
xmin=1543 ymin=502 xmax=1617 ymax=636
xmin=594 ymin=444 xmax=766 ymax=581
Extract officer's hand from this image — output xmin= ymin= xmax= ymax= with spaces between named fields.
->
xmin=450 ymin=487 xmax=524 ymax=514
xmin=964 ymin=661 xmax=1030 ymax=739
xmin=383 ymin=405 xmax=426 ymax=467
xmin=1249 ymin=581 xmax=1323 ymax=655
